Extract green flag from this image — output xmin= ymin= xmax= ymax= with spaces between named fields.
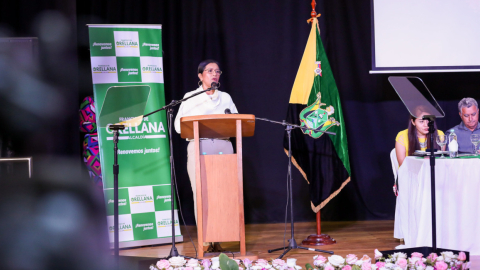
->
xmin=284 ymin=17 xmax=350 ymax=213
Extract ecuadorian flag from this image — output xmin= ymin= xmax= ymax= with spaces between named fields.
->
xmin=284 ymin=16 xmax=350 ymax=213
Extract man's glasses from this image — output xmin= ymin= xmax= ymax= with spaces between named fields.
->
xmin=204 ymin=69 xmax=222 ymax=75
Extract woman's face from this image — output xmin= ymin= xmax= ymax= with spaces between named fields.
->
xmin=198 ymin=63 xmax=221 ymax=90
xmin=412 ymin=113 xmax=429 ymax=136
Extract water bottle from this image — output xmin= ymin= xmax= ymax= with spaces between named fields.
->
xmin=448 ymin=129 xmax=458 ymax=158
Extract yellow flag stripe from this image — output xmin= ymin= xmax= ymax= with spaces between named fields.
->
xmin=289 ymin=19 xmax=318 ymax=105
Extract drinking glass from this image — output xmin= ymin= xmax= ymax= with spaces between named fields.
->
xmin=471 ymin=134 xmax=480 ymax=156
xmin=436 ymin=134 xmax=447 ymax=158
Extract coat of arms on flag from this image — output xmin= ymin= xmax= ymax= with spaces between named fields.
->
xmin=299 ymin=92 xmax=340 ymax=139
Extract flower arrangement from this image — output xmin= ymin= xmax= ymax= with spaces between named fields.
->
xmin=150 ymin=254 xmax=302 ymax=270
xmin=307 ymin=250 xmax=470 ymax=270
xmin=150 ymin=250 xmax=470 ymax=270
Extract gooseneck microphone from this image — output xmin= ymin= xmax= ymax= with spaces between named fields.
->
xmin=211 ymin=82 xmax=219 ymax=90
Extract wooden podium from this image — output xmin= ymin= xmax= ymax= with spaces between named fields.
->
xmin=180 ymin=114 xmax=255 ymax=258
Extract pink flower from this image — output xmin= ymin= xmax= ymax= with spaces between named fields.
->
xmin=256 ymin=259 xmax=269 ymax=268
xmin=462 ymin=262 xmax=471 ymax=270
xmin=458 ymin=252 xmax=467 ymax=261
xmin=427 ymin=253 xmax=438 ymax=262
xmin=202 ymin=259 xmax=212 ymax=269
xmin=415 ymin=261 xmax=426 ymax=268
xmin=313 ymin=255 xmax=327 ymax=266
xmin=411 ymin=252 xmax=423 ymax=258
xmin=375 ymin=262 xmax=385 ymax=268
xmin=342 ymin=266 xmax=352 ymax=270
xmin=361 ymin=262 xmax=371 ymax=270
xmin=243 ymin=259 xmax=252 ymax=266
xmin=272 ymin=259 xmax=286 ymax=267
xmin=361 ymin=255 xmax=372 ymax=264
xmin=324 ymin=266 xmax=334 ymax=270
xmin=435 ymin=261 xmax=448 ymax=270
xmin=184 ymin=267 xmax=194 ymax=270
xmin=346 ymin=254 xmax=358 ymax=265
xmin=156 ymin=260 xmax=170 ymax=269
xmin=396 ymin=258 xmax=407 ymax=268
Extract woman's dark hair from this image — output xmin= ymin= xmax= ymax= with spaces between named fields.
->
xmin=407 ymin=115 xmax=440 ymax=156
xmin=197 ymin=59 xmax=220 ymax=74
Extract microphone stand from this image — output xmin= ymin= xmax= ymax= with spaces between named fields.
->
xmin=110 ymin=124 xmax=125 ymax=269
xmin=145 ymin=86 xmax=216 ymax=260
xmin=255 ymin=117 xmax=335 ymax=259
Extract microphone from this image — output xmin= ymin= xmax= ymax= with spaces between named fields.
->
xmin=225 ymin=108 xmax=232 ymax=114
xmin=211 ymin=82 xmax=219 ymax=90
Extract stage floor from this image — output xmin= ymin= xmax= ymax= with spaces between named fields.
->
xmin=119 ymin=220 xmax=479 ymax=269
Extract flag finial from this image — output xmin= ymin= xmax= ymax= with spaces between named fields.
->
xmin=311 ymin=0 xmax=317 ymax=17
xmin=307 ymin=0 xmax=321 ymax=23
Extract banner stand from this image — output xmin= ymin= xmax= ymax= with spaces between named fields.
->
xmin=88 ymin=24 xmax=183 ymax=249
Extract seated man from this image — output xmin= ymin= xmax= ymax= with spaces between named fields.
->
xmin=449 ymin=97 xmax=480 ymax=153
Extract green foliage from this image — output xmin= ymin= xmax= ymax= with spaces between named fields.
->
xmin=351 ymin=265 xmax=362 ymax=270
xmin=305 ymin=263 xmax=314 ymax=270
xmin=219 ymin=253 xmax=239 ymax=270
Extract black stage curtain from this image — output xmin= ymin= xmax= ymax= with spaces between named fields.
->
xmin=2 ymin=0 xmax=480 ymax=225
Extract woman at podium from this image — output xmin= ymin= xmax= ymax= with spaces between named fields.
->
xmin=174 ymin=59 xmax=238 ymax=252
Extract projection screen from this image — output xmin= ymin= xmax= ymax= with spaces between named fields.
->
xmin=371 ymin=0 xmax=480 ymax=73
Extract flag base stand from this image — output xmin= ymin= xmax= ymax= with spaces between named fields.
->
xmin=302 ymin=234 xmax=336 ymax=246
xmin=302 ymin=211 xmax=336 ymax=246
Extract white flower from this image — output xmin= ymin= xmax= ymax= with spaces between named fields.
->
xmin=409 ymin=257 xmax=421 ymax=265
xmin=194 ymin=267 xmax=202 ymax=270
xmin=371 ymin=264 xmax=378 ymax=270
xmin=385 ymin=263 xmax=394 ymax=268
xmin=393 ymin=267 xmax=403 ymax=270
xmin=425 ymin=266 xmax=434 ymax=270
xmin=168 ymin=257 xmax=187 ymax=267
xmin=374 ymin=249 xmax=383 ymax=260
xmin=379 ymin=268 xmax=387 ymax=270
xmin=187 ymin=259 xmax=199 ymax=268
xmin=355 ymin=260 xmax=364 ymax=266
xmin=440 ymin=252 xmax=456 ymax=263
xmin=328 ymin=255 xmax=345 ymax=267
xmin=286 ymin=258 xmax=297 ymax=267
xmin=436 ymin=256 xmax=444 ymax=262
xmin=393 ymin=252 xmax=407 ymax=260
xmin=150 ymin=266 xmax=157 ymax=270
xmin=385 ymin=259 xmax=392 ymax=263
xmin=416 ymin=265 xmax=426 ymax=270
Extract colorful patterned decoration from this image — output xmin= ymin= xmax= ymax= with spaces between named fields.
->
xmin=79 ymin=96 xmax=97 ymax=133
xmin=83 ymin=133 xmax=102 ymax=188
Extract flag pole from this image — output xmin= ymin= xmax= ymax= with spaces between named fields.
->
xmin=300 ymin=0 xmax=337 ymax=248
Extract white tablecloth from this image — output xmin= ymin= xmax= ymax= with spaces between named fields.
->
xmin=394 ymin=156 xmax=480 ymax=255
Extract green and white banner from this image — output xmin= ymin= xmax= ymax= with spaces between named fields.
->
xmin=88 ymin=24 xmax=182 ymax=248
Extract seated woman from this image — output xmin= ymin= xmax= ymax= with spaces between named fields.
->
xmin=395 ymin=112 xmax=445 ymax=167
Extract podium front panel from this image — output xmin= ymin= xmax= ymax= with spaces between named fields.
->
xmin=200 ymin=154 xmax=240 ymax=242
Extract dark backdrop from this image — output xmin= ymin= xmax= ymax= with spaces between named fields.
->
xmin=1 ymin=0 xmax=479 ymax=225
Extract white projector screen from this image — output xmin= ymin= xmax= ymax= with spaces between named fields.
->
xmin=371 ymin=0 xmax=480 ymax=73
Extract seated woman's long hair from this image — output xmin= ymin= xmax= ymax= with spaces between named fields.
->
xmin=407 ymin=115 xmax=441 ymax=156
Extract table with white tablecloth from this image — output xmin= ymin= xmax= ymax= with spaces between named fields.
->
xmin=394 ymin=156 xmax=480 ymax=255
